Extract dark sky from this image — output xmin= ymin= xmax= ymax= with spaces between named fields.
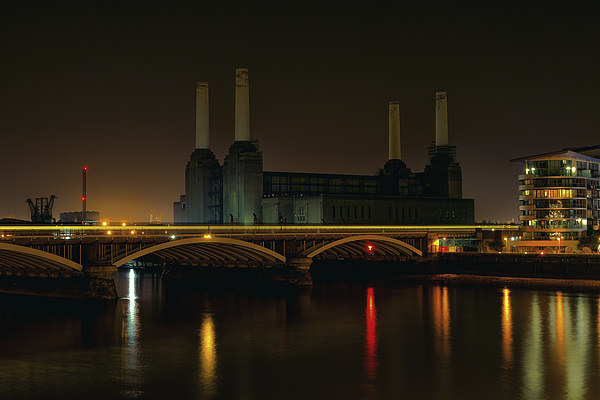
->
xmin=1 ymin=1 xmax=599 ymax=223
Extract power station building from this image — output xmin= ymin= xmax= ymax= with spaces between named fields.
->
xmin=174 ymin=69 xmax=474 ymax=225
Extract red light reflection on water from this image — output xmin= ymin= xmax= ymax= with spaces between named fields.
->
xmin=365 ymin=287 xmax=377 ymax=380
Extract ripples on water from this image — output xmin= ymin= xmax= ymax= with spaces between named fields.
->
xmin=2 ymin=269 xmax=600 ymax=399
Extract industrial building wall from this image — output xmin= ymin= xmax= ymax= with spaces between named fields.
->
xmin=261 ymin=195 xmax=474 ymax=225
xmin=173 ymin=197 xmax=186 ymax=223
xmin=321 ymin=196 xmax=474 ymax=225
xmin=185 ymin=149 xmax=222 ymax=223
xmin=293 ymin=196 xmax=324 ymax=224
xmin=262 ymin=197 xmax=294 ymax=224
xmin=223 ymin=142 xmax=263 ymax=224
xmin=59 ymin=211 xmax=100 ymax=223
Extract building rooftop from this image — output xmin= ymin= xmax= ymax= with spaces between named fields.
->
xmin=510 ymin=146 xmax=600 ymax=163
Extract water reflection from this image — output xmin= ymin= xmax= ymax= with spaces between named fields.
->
xmin=120 ymin=269 xmax=142 ymax=397
xmin=523 ymin=293 xmax=543 ymax=399
xmin=7 ymin=269 xmax=600 ymax=399
xmin=520 ymin=291 xmax=598 ymax=399
xmin=365 ymin=287 xmax=377 ymax=380
xmin=199 ymin=313 xmax=217 ymax=395
xmin=564 ymin=295 xmax=588 ymax=400
xmin=501 ymin=288 xmax=513 ymax=370
xmin=556 ymin=291 xmax=565 ymax=370
xmin=364 ymin=287 xmax=378 ymax=399
xmin=431 ymin=285 xmax=451 ymax=359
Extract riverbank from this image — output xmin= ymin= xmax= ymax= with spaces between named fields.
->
xmin=425 ymin=273 xmax=600 ymax=291
xmin=434 ymin=252 xmax=600 ymax=279
xmin=419 ymin=252 xmax=600 ymax=291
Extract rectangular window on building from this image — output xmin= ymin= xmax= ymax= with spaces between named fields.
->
xmin=361 ymin=206 xmax=364 ymax=218
xmin=354 ymin=206 xmax=357 ymax=218
xmin=395 ymin=206 xmax=398 ymax=219
xmin=347 ymin=206 xmax=351 ymax=218
xmin=369 ymin=206 xmax=372 ymax=219
xmin=332 ymin=206 xmax=335 ymax=218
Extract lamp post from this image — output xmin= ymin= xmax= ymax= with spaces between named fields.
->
xmin=557 ymin=237 xmax=561 ymax=254
xmin=504 ymin=237 xmax=508 ymax=252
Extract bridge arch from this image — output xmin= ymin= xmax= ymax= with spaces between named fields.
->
xmin=114 ymin=236 xmax=287 ymax=267
xmin=0 ymin=243 xmax=84 ymax=273
xmin=301 ymin=235 xmax=423 ymax=259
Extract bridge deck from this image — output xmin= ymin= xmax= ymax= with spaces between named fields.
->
xmin=0 ymin=224 xmax=518 ymax=239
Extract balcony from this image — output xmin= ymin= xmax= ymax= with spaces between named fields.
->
xmin=521 ymin=225 xmax=586 ymax=232
xmin=519 ymin=215 xmax=536 ymax=221
xmin=519 ymin=195 xmax=534 ymax=201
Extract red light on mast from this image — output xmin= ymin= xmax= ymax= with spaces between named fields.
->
xmin=366 ymin=243 xmax=374 ymax=252
xmin=83 ymin=166 xmax=88 ymax=171
xmin=81 ymin=196 xmax=86 ymax=202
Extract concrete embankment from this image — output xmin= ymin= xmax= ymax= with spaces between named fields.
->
xmin=427 ymin=252 xmax=600 ymax=290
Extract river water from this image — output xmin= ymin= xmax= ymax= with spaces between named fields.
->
xmin=2 ymin=269 xmax=600 ymax=399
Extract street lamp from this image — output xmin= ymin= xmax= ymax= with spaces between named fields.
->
xmin=557 ymin=237 xmax=561 ymax=254
xmin=504 ymin=237 xmax=508 ymax=252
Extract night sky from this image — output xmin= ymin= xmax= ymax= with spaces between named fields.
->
xmin=1 ymin=1 xmax=599 ymax=223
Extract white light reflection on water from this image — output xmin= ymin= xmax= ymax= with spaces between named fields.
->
xmin=523 ymin=293 xmax=543 ymax=400
xmin=199 ymin=313 xmax=217 ymax=395
xmin=565 ymin=295 xmax=589 ymax=400
xmin=120 ymin=269 xmax=142 ymax=397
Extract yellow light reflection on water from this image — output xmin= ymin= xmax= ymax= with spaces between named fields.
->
xmin=432 ymin=286 xmax=451 ymax=358
xmin=556 ymin=291 xmax=565 ymax=369
xmin=199 ymin=314 xmax=217 ymax=394
xmin=501 ymin=288 xmax=513 ymax=368
xmin=430 ymin=285 xmax=451 ymax=398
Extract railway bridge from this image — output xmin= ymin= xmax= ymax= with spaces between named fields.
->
xmin=0 ymin=224 xmax=516 ymax=299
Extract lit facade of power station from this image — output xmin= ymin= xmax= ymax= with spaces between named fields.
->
xmin=174 ymin=69 xmax=474 ymax=225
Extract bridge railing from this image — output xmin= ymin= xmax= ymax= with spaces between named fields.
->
xmin=0 ymin=224 xmax=520 ymax=240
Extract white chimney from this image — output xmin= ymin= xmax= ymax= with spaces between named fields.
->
xmin=388 ymin=101 xmax=401 ymax=160
xmin=435 ymin=91 xmax=449 ymax=146
xmin=235 ymin=68 xmax=250 ymax=142
xmin=195 ymin=82 xmax=210 ymax=149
